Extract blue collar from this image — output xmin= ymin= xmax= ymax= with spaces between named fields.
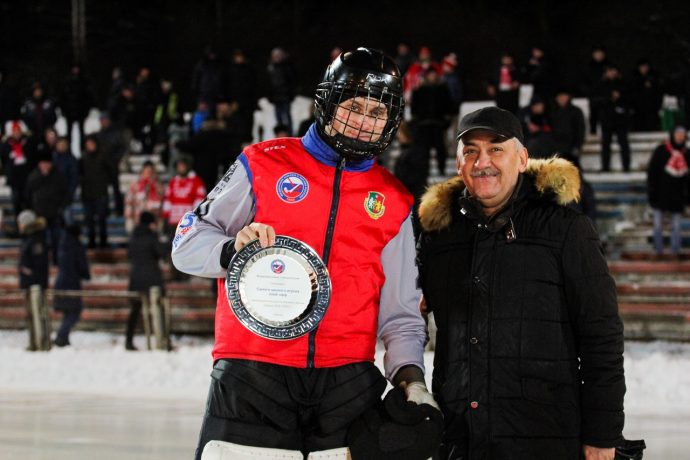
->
xmin=301 ymin=123 xmax=375 ymax=172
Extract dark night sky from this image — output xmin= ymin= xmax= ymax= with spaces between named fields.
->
xmin=2 ymin=0 xmax=690 ymax=110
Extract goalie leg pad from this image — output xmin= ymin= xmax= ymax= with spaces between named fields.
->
xmin=201 ymin=440 xmax=303 ymax=460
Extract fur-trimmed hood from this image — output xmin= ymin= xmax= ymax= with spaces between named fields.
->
xmin=419 ymin=157 xmax=581 ymax=232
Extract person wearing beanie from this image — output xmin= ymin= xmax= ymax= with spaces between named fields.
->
xmin=17 ymin=209 xmax=49 ymax=351
xmin=646 ymin=125 xmax=690 ymax=258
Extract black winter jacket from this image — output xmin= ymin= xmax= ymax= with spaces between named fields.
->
xmin=417 ymin=158 xmax=625 ymax=460
xmin=646 ymin=137 xmax=690 ymax=213
xmin=54 ymin=232 xmax=90 ymax=311
xmin=128 ymin=224 xmax=166 ymax=292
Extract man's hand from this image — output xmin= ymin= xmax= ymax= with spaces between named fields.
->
xmin=234 ymin=222 xmax=276 ymax=251
xmin=400 ymin=381 xmax=440 ymax=411
xmin=583 ymin=445 xmax=615 ymax=460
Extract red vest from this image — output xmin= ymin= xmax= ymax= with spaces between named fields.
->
xmin=213 ymin=137 xmax=413 ymax=368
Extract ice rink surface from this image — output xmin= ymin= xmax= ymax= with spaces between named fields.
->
xmin=1 ymin=332 xmax=689 ymax=459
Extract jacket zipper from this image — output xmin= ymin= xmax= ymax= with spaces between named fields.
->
xmin=307 ymin=156 xmax=346 ymax=368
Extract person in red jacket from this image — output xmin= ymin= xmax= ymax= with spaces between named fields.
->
xmin=162 ymin=155 xmax=206 ymax=234
xmin=172 ymin=48 xmax=440 ymax=460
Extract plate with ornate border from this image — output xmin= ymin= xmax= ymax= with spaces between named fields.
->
xmin=226 ymin=235 xmax=331 ymax=340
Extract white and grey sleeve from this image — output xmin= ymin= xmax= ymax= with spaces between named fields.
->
xmin=377 ymin=213 xmax=426 ymax=381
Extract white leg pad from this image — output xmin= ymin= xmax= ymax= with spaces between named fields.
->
xmin=307 ymin=447 xmax=352 ymax=459
xmin=201 ymin=440 xmax=303 ymax=460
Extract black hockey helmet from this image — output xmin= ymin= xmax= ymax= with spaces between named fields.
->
xmin=315 ymin=47 xmax=404 ymax=161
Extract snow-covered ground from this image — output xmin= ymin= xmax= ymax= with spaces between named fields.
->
xmin=1 ymin=331 xmax=689 ymax=459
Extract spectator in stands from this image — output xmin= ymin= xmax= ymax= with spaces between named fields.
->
xmin=124 ymin=160 xmax=164 ymax=234
xmin=20 ymin=82 xmax=57 ymax=137
xmin=583 ymin=45 xmax=609 ymax=135
xmin=96 ymin=114 xmax=127 ymax=215
xmin=411 ymin=68 xmax=454 ymax=176
xmin=517 ymin=96 xmax=555 ymax=159
xmin=107 ymin=82 xmax=136 ymax=152
xmin=486 ymin=52 xmax=521 ymax=114
xmin=51 ymin=137 xmax=79 ymax=224
xmin=31 ymin=127 xmax=58 ymax=160
xmin=153 ymin=78 xmax=179 ymax=167
xmin=126 ymin=211 xmax=166 ymax=351
xmin=80 ymin=134 xmax=113 ymax=248
xmin=24 ymin=150 xmax=68 ymax=264
xmin=522 ymin=45 xmax=556 ymax=102
xmin=403 ymin=46 xmax=443 ymax=103
xmin=175 ymin=113 xmax=237 ymax=192
xmin=17 ymin=209 xmax=49 ymax=351
xmin=267 ymin=47 xmax=297 ymax=136
xmin=417 ymin=106 xmax=625 ymax=460
xmin=296 ymin=101 xmax=316 ymax=137
xmin=60 ymin=64 xmax=93 ymax=145
xmin=0 ymin=120 xmax=33 ymax=218
xmin=191 ymin=101 xmax=211 ymax=135
xmin=395 ymin=42 xmax=414 ymax=77
xmin=192 ymin=46 xmax=226 ymax=107
xmin=441 ymin=52 xmax=463 ymax=133
xmin=551 ymin=88 xmax=586 ymax=167
xmin=646 ymin=125 xmax=690 ymax=258
xmin=393 ymin=121 xmax=428 ymax=236
xmin=53 ymin=223 xmax=90 ymax=347
xmin=273 ymin=123 xmax=290 ymax=138
xmin=228 ymin=49 xmax=257 ymax=145
xmin=630 ymin=59 xmax=663 ymax=132
xmin=162 ymin=156 xmax=206 ymax=237
xmin=134 ymin=66 xmax=158 ymax=154
xmin=600 ymin=80 xmax=632 ymax=172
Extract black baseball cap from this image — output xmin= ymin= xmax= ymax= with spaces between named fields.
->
xmin=456 ymin=106 xmax=524 ymax=143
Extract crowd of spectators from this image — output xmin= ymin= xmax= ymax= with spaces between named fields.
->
xmin=2 ymin=43 xmax=689 ymax=347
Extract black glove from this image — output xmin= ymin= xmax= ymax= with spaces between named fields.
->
xmin=348 ymin=386 xmax=443 ymax=460
xmin=615 ymin=439 xmax=646 ymax=460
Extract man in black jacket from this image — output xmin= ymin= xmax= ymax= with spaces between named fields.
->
xmin=416 ymin=107 xmax=625 ymax=460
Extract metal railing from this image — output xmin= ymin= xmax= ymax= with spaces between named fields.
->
xmin=22 ymin=285 xmax=171 ymax=352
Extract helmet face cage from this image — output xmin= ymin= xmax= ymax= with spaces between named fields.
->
xmin=315 ymin=78 xmax=404 ymax=161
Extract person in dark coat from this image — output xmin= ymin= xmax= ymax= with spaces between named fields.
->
xmin=80 ymin=135 xmax=113 ymax=248
xmin=125 ymin=211 xmax=166 ymax=350
xmin=551 ymin=88 xmax=586 ymax=167
xmin=583 ymin=46 xmax=609 ymax=135
xmin=20 ymin=82 xmax=57 ymax=137
xmin=17 ymin=209 xmax=49 ymax=351
xmin=52 ymin=137 xmax=79 ymax=223
xmin=416 ymin=107 xmax=625 ymax=460
xmin=60 ymin=64 xmax=93 ymax=145
xmin=647 ymin=125 xmax=690 ymax=257
xmin=517 ymin=96 xmax=555 ymax=159
xmin=411 ymin=69 xmax=454 ymax=176
xmin=630 ymin=59 xmax=663 ymax=132
xmin=393 ymin=121 xmax=429 ymax=237
xmin=24 ymin=150 xmax=68 ymax=263
xmin=96 ymin=114 xmax=127 ymax=215
xmin=53 ymin=224 xmax=90 ymax=347
xmin=486 ymin=53 xmax=521 ymax=114
xmin=267 ymin=47 xmax=297 ymax=135
xmin=599 ymin=69 xmax=632 ymax=172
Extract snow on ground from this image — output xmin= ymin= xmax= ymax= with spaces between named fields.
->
xmin=2 ymin=330 xmax=690 ymax=417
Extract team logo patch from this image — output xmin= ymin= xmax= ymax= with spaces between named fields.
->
xmin=172 ymin=212 xmax=197 ymax=249
xmin=276 ymin=173 xmax=309 ymax=203
xmin=364 ymin=191 xmax=386 ymax=220
xmin=271 ymin=259 xmax=286 ymax=274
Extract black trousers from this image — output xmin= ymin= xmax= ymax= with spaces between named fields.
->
xmin=600 ymin=126 xmax=631 ymax=171
xmin=194 ymin=359 xmax=386 ymax=459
